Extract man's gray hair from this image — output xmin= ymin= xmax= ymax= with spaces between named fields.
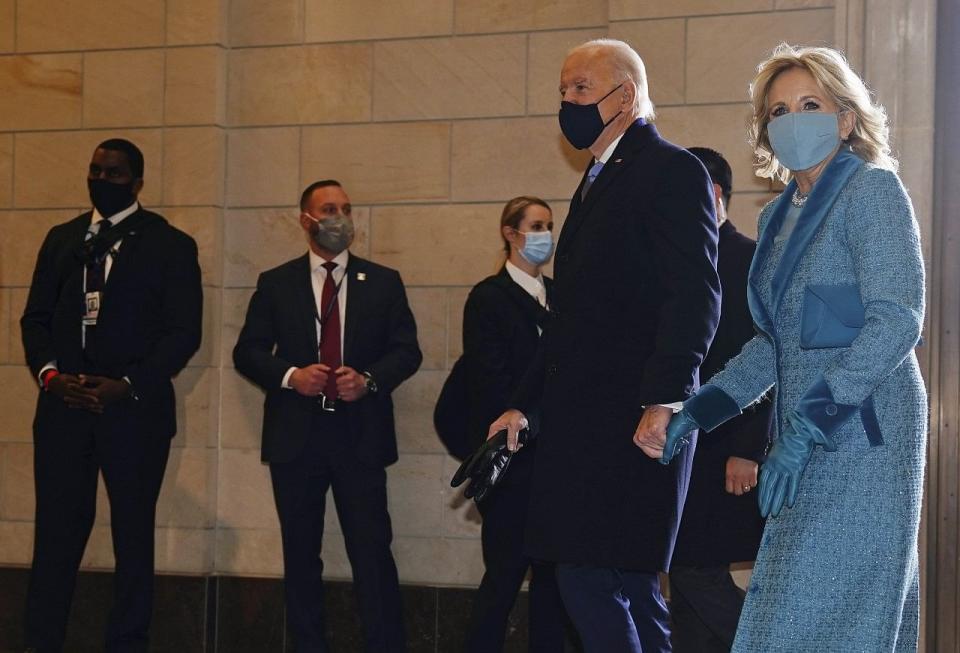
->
xmin=570 ymin=38 xmax=656 ymax=120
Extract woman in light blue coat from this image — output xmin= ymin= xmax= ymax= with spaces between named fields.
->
xmin=649 ymin=44 xmax=926 ymax=651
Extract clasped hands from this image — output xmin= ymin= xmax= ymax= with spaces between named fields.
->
xmin=290 ymin=364 xmax=368 ymax=401
xmin=48 ymin=373 xmax=130 ymax=413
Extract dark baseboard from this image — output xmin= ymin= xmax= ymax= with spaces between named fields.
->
xmin=0 ymin=567 xmax=539 ymax=652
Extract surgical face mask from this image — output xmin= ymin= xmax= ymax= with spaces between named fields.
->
xmin=558 ymin=83 xmax=623 ymax=150
xmin=306 ymin=212 xmax=355 ymax=254
xmin=767 ymin=112 xmax=841 ymax=171
xmin=88 ymin=178 xmax=137 ymax=217
xmin=518 ymin=230 xmax=554 ymax=265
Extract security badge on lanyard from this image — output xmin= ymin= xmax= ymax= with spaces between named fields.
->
xmin=82 ymin=291 xmax=101 ymax=326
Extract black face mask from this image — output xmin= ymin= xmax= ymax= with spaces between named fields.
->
xmin=87 ymin=178 xmax=137 ymax=217
xmin=558 ymin=83 xmax=624 ymax=150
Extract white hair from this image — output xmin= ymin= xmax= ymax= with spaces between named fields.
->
xmin=569 ymin=38 xmax=656 ymax=120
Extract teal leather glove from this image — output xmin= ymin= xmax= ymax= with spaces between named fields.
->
xmin=660 ymin=410 xmax=698 ymax=465
xmin=758 ymin=413 xmax=837 ymax=518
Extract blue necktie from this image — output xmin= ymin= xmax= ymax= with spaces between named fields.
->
xmin=581 ymin=160 xmax=605 ymax=200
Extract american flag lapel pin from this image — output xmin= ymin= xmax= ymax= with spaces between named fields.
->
xmin=357 ymin=272 xmax=367 ymax=281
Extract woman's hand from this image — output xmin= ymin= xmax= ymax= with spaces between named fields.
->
xmin=488 ymin=409 xmax=528 ymax=452
xmin=725 ymin=456 xmax=759 ymax=496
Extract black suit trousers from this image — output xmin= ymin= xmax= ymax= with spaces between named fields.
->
xmin=269 ymin=409 xmax=405 ymax=653
xmin=25 ymin=395 xmax=171 ymax=653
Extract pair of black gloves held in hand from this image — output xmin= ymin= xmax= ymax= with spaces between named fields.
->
xmin=450 ymin=428 xmax=530 ymax=503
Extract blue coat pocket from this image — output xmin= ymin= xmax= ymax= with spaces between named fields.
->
xmin=799 ymin=284 xmax=865 ymax=349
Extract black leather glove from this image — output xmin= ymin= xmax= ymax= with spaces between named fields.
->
xmin=450 ymin=428 xmax=530 ymax=502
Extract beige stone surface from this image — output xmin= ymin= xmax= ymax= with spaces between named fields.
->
xmin=373 ymin=35 xmax=525 ymax=121
xmin=387 ymin=454 xmax=444 ymax=537
xmin=446 ymin=286 xmax=470 ymax=365
xmin=301 ymin=123 xmax=450 ymax=204
xmin=228 ymin=0 xmax=303 ymax=47
xmin=164 ymin=206 xmax=223 ymax=288
xmin=167 ymin=0 xmax=226 ymax=45
xmin=686 ymin=9 xmax=835 ymax=104
xmin=0 ymin=210 xmax=75 ymax=286
xmin=451 ymin=117 xmax=592 ymax=202
xmin=776 ymin=0 xmax=833 ymax=7
xmin=527 ymin=28 xmax=607 ymax=116
xmin=455 ymin=0 xmax=606 ymax=33
xmin=162 ymin=127 xmax=226 ymax=206
xmin=219 ymin=367 xmax=264 ymax=450
xmin=0 ymin=133 xmax=12 ymax=207
xmin=16 ymin=0 xmax=165 ymax=52
xmin=609 ymin=19 xmax=686 ymax=106
xmin=220 ymin=289 xmax=254 ymax=366
xmin=156 ymin=527 xmax=214 ymax=573
xmin=215 ymin=527 xmax=284 ymax=576
xmin=370 ymin=204 xmax=504 ymax=286
xmin=728 ymin=191 xmax=779 ymax=239
xmin=173 ymin=367 xmax=220 ymax=449
xmin=165 ymin=47 xmax=227 ymax=126
xmin=0 ymin=0 xmax=13 ymax=52
xmin=185 ymin=289 xmax=221 ymax=369
xmin=228 ymin=44 xmax=372 ymax=126
xmin=0 ymin=443 xmax=33 ymax=520
xmin=610 ymin=0 xmax=772 ymax=20
xmin=305 ymin=0 xmax=453 ymax=42
xmin=217 ymin=448 xmax=277 ymax=529
xmin=13 ymin=130 xmax=163 ymax=209
xmin=654 ymin=103 xmax=772 ymax=192
xmin=223 ymin=207 xmax=305 ymax=287
xmin=0 ymin=291 xmax=9 ymax=364
xmin=80 ymin=524 xmax=116 ymax=569
xmin=393 ymin=370 xmax=447 ymax=454
xmin=225 ymin=128 xmax=300 ymax=208
xmin=0 ymin=366 xmax=36 ymax=442
xmin=406 ymin=288 xmax=447 ymax=371
xmin=83 ymin=50 xmax=164 ymax=128
xmin=157 ymin=446 xmax=216 ymax=528
xmin=0 ymin=521 xmax=33 ymax=565
xmin=394 ymin=535 xmax=484 ymax=586
xmin=441 ymin=455 xmax=482 ymax=538
xmin=0 ymin=54 xmax=82 ymax=130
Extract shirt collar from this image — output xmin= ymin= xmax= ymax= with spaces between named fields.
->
xmin=309 ymin=248 xmax=350 ymax=273
xmin=92 ymin=200 xmax=139 ymax=227
xmin=597 ymin=132 xmax=626 ymax=165
xmin=505 ymin=260 xmax=545 ymax=301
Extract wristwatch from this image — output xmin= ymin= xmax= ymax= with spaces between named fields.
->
xmin=362 ymin=371 xmax=378 ymax=395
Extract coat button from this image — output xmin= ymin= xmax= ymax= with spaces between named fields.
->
xmin=825 ymin=404 xmax=838 ymax=416
xmin=547 ymin=364 xmax=559 ymax=374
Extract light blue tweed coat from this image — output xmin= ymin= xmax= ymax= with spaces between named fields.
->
xmin=705 ymin=149 xmax=926 ymax=652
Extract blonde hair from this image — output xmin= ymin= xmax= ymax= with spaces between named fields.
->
xmin=570 ymin=39 xmax=656 ymax=121
xmin=499 ymin=196 xmax=551 ymax=254
xmin=749 ymin=43 xmax=897 ymax=182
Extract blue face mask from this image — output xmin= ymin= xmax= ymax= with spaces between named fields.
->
xmin=519 ymin=231 xmax=554 ymax=265
xmin=767 ymin=112 xmax=841 ymax=172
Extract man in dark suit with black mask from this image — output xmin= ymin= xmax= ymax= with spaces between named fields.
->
xmin=20 ymin=138 xmax=203 ymax=653
xmin=233 ymin=180 xmax=422 ymax=653
xmin=489 ymin=39 xmax=721 ymax=652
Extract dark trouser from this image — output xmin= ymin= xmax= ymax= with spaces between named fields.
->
xmin=667 ymin=565 xmax=745 ymax=653
xmin=269 ymin=410 xmax=405 ymax=653
xmin=25 ymin=400 xmax=171 ymax=653
xmin=465 ymin=454 xmax=568 ymax=653
xmin=555 ymin=564 xmax=671 ymax=653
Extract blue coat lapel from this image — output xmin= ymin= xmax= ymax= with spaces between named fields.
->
xmin=748 ymin=149 xmax=863 ymax=336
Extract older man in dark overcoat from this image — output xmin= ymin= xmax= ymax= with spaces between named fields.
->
xmin=490 ymin=39 xmax=721 ymax=652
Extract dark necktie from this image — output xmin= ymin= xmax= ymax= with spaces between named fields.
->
xmin=319 ymin=261 xmax=342 ymax=398
xmin=86 ymin=219 xmax=112 ymax=293
xmin=580 ymin=160 xmax=605 ymax=200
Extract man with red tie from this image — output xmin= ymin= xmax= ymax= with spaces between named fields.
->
xmin=233 ymin=180 xmax=422 ymax=653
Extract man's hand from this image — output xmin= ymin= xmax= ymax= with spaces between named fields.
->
xmin=78 ymin=374 xmax=130 ymax=411
xmin=289 ymin=364 xmax=331 ymax=396
xmin=488 ymin=409 xmax=528 ymax=452
xmin=48 ymin=373 xmax=101 ymax=412
xmin=633 ymin=405 xmax=673 ymax=458
xmin=335 ymin=366 xmax=368 ymax=402
xmin=725 ymin=456 xmax=758 ymax=496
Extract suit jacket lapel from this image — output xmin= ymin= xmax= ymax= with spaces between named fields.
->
xmin=293 ymin=254 xmax=320 ymax=362
xmin=343 ymin=255 xmax=365 ymax=361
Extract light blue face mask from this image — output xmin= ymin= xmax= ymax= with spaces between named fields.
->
xmin=519 ymin=231 xmax=554 ymax=265
xmin=767 ymin=112 xmax=841 ymax=172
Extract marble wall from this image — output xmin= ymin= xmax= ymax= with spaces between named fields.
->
xmin=0 ymin=0 xmax=853 ymax=586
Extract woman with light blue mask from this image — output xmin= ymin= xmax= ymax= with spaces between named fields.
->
xmin=646 ymin=44 xmax=926 ymax=651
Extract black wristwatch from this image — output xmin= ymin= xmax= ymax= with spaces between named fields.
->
xmin=362 ymin=371 xmax=378 ymax=395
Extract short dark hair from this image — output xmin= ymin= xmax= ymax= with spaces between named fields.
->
xmin=688 ymin=146 xmax=732 ymax=208
xmin=95 ymin=138 xmax=144 ymax=179
xmin=300 ymin=179 xmax=343 ymax=210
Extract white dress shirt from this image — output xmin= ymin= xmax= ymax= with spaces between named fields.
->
xmin=281 ymin=249 xmax=350 ymax=389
